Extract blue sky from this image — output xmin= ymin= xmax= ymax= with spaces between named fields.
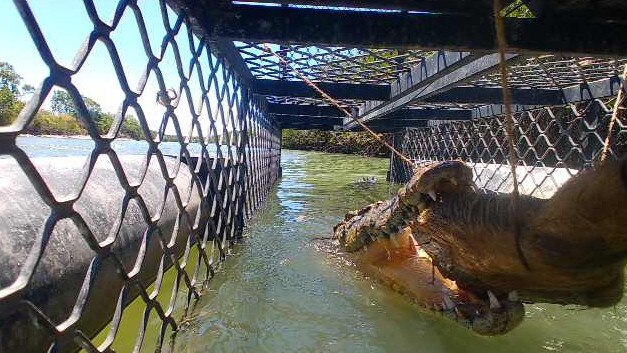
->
xmin=0 ymin=0 xmax=236 ymax=135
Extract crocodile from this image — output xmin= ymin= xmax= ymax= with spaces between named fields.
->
xmin=334 ymin=159 xmax=627 ymax=335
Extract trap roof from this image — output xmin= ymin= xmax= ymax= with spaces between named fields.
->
xmin=166 ymin=0 xmax=627 ymax=132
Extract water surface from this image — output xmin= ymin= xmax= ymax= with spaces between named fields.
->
xmin=11 ymin=137 xmax=627 ymax=353
xmin=174 ymin=150 xmax=627 ymax=353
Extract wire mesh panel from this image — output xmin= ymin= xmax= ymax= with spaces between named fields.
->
xmin=235 ymin=42 xmax=430 ymax=84
xmin=0 ymin=1 xmax=280 ymax=352
xmin=469 ymin=56 xmax=627 ymax=90
xmin=391 ymin=97 xmax=626 ymax=198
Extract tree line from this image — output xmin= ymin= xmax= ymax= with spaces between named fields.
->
xmin=282 ymin=129 xmax=392 ymax=157
xmin=0 ymin=61 xmax=143 ymax=139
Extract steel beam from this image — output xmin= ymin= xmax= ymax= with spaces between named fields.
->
xmin=524 ymin=0 xmax=627 ymax=24
xmin=386 ymin=108 xmax=472 ymax=120
xmin=268 ymin=104 xmax=472 ymax=120
xmin=471 ymin=76 xmax=626 ymax=118
xmin=280 ymin=123 xmax=337 ymax=130
xmin=425 ymin=86 xmax=564 ymax=105
xmin=353 ymin=119 xmax=429 ymax=132
xmin=267 ymin=104 xmax=344 ymax=117
xmin=560 ymin=76 xmax=625 ymax=103
xmin=256 ymin=78 xmax=562 ymax=105
xmin=211 ymin=5 xmax=627 ymax=55
xmin=345 ymin=53 xmax=518 ymax=130
xmin=275 ymin=115 xmax=344 ymax=126
xmin=253 ymin=79 xmax=390 ymax=100
xmin=210 ymin=39 xmax=255 ymax=85
xmin=231 ymin=0 xmax=491 ymax=14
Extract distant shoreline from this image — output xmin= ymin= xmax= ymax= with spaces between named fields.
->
xmin=19 ymin=133 xmax=135 ymax=141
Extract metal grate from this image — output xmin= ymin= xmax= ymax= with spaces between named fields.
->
xmin=236 ymin=42 xmax=430 ymax=84
xmin=0 ymin=1 xmax=280 ymax=352
xmin=237 ymin=43 xmax=627 ymax=118
xmin=265 ymin=95 xmax=366 ymax=109
xmin=469 ymin=56 xmax=627 ymax=90
xmin=391 ymin=97 xmax=626 ymax=198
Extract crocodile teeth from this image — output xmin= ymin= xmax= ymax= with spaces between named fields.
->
xmin=487 ymin=290 xmax=501 ymax=309
xmin=427 ymin=190 xmax=437 ymax=201
xmin=508 ymin=290 xmax=519 ymax=301
xmin=389 ymin=233 xmax=400 ymax=248
xmin=442 ymin=295 xmax=456 ymax=310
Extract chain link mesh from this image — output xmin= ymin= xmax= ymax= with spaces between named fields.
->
xmin=391 ymin=97 xmax=626 ymax=198
xmin=0 ymin=0 xmax=280 ymax=352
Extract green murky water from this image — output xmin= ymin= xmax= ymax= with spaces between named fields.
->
xmin=15 ymin=138 xmax=626 ymax=352
xmin=172 ymin=150 xmax=627 ymax=353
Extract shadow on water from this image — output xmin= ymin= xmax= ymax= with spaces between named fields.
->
xmin=173 ymin=150 xmax=627 ymax=353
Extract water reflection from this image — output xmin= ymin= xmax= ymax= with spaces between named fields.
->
xmin=174 ymin=149 xmax=627 ymax=353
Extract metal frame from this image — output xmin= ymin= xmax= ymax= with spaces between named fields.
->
xmin=212 ymin=41 xmax=625 ymax=134
xmin=162 ymin=0 xmax=627 ymax=135
xmin=0 ymin=1 xmax=280 ymax=352
xmin=209 ymin=4 xmax=627 ymax=55
xmin=2 ymin=0 xmax=627 ymax=351
xmin=390 ymin=95 xmax=627 ymax=197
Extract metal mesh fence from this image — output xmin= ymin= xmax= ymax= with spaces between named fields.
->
xmin=235 ymin=42 xmax=430 ymax=84
xmin=0 ymin=1 xmax=280 ymax=352
xmin=391 ymin=97 xmax=627 ymax=198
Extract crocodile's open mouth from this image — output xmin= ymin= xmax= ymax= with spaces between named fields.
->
xmin=344 ymin=215 xmax=525 ymax=336
xmin=334 ymin=159 xmax=627 ymax=336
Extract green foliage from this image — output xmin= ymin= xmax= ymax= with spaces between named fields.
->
xmin=93 ymin=112 xmax=143 ymax=140
xmin=0 ymin=62 xmax=26 ymax=125
xmin=48 ymin=90 xmax=143 ymax=139
xmin=0 ymin=62 xmax=22 ymax=94
xmin=120 ymin=115 xmax=143 ymax=140
xmin=50 ymin=90 xmax=74 ymax=116
xmin=0 ymin=87 xmax=23 ymax=125
xmin=97 ymin=112 xmax=114 ymax=134
xmin=27 ymin=110 xmax=86 ymax=135
xmin=0 ymin=60 xmax=145 ymax=139
xmin=282 ymin=129 xmax=391 ymax=157
xmin=502 ymin=0 xmax=535 ymax=18
xmin=50 ymin=90 xmax=103 ymax=121
xmin=22 ymin=84 xmax=35 ymax=95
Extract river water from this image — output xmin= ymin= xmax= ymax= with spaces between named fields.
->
xmin=11 ymin=137 xmax=627 ymax=353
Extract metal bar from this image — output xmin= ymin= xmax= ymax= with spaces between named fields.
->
xmin=274 ymin=115 xmax=344 ymax=125
xmin=389 ymin=51 xmax=473 ymax=100
xmin=231 ymin=0 xmax=491 ymax=14
xmin=280 ymin=123 xmax=338 ymax=130
xmin=211 ymin=5 xmax=627 ymax=55
xmin=387 ymin=108 xmax=472 ymax=119
xmin=252 ymin=79 xmax=390 ymax=100
xmin=268 ymin=104 xmax=472 ymax=119
xmin=560 ymin=76 xmax=626 ymax=104
xmin=212 ymin=38 xmax=256 ymax=86
xmin=276 ymin=108 xmax=469 ymax=130
xmin=523 ymin=0 xmax=627 ymax=23
xmin=254 ymin=80 xmax=562 ymax=105
xmin=267 ymin=104 xmax=344 ymax=117
xmin=471 ymin=104 xmax=539 ymax=119
xmin=345 ymin=53 xmax=518 ymax=129
xmin=471 ymin=76 xmax=626 ymax=118
xmin=425 ymin=87 xmax=564 ymax=105
xmin=354 ymin=119 xmax=429 ymax=130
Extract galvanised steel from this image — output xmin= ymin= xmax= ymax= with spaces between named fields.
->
xmin=0 ymin=0 xmax=280 ymax=352
xmin=233 ymin=42 xmax=626 ymax=134
xmin=390 ymin=97 xmax=627 ymax=198
xmin=235 ymin=42 xmax=429 ymax=84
